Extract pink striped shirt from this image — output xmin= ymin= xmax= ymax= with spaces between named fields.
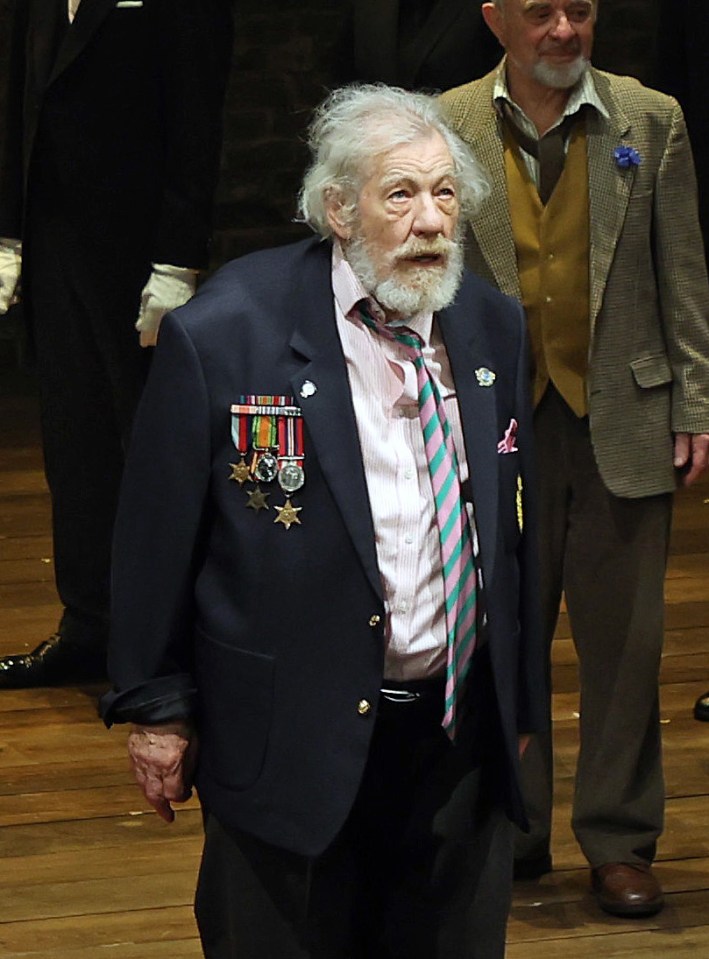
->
xmin=331 ymin=244 xmax=472 ymax=681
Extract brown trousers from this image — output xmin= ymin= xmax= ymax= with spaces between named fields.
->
xmin=515 ymin=387 xmax=672 ymax=868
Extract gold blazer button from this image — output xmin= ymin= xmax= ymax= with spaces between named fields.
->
xmin=368 ymin=614 xmax=381 ymax=627
xmin=357 ymin=699 xmax=372 ymax=716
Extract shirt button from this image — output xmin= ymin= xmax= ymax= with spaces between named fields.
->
xmin=404 ymin=467 xmax=414 ymax=480
xmin=547 ymin=252 xmax=554 ymax=260
xmin=545 ymin=295 xmax=553 ymax=304
xmin=404 ymin=533 xmax=414 ymax=544
xmin=368 ymin=614 xmax=381 ymax=627
xmin=398 ymin=600 xmax=409 ymax=613
xmin=357 ymin=699 xmax=372 ymax=716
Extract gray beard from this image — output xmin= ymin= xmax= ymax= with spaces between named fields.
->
xmin=533 ymin=56 xmax=589 ymax=90
xmin=344 ymin=234 xmax=464 ymax=317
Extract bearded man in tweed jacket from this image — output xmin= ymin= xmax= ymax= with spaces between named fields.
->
xmin=440 ymin=0 xmax=709 ymax=919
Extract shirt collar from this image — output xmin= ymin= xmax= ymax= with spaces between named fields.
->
xmin=331 ymin=241 xmax=434 ymax=344
xmin=492 ymin=56 xmax=608 ymax=135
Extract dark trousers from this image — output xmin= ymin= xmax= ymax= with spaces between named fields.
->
xmin=26 ymin=219 xmax=151 ymax=649
xmin=515 ymin=387 xmax=671 ymax=868
xmin=195 ymin=694 xmax=513 ymax=959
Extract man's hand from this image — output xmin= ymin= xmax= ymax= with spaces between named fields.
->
xmin=127 ymin=721 xmax=197 ymax=823
xmin=136 ymin=263 xmax=197 ymax=347
xmin=0 ymin=238 xmax=22 ymax=314
xmin=673 ymin=432 xmax=709 ymax=487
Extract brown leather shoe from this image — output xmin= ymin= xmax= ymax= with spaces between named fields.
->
xmin=591 ymin=863 xmax=664 ymax=917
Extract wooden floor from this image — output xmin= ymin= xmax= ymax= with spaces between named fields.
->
xmin=1 ymin=369 xmax=708 ymax=958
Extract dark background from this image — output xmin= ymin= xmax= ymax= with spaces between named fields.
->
xmin=0 ymin=0 xmax=693 ymax=269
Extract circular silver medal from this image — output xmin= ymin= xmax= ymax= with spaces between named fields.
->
xmin=254 ymin=451 xmax=279 ymax=483
xmin=278 ymin=461 xmax=305 ymax=494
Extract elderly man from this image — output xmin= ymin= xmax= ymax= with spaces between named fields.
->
xmin=440 ymin=0 xmax=709 ymax=918
xmin=101 ymin=85 xmax=545 ymax=959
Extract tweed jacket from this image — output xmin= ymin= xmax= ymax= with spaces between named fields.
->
xmin=440 ymin=67 xmax=709 ymax=499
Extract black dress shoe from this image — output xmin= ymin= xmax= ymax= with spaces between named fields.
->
xmin=513 ymin=852 xmax=553 ymax=880
xmin=695 ymin=691 xmax=709 ymax=722
xmin=0 ymin=634 xmax=106 ymax=689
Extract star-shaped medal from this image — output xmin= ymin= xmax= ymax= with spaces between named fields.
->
xmin=228 ymin=458 xmax=251 ymax=486
xmin=273 ymin=498 xmax=302 ymax=530
xmin=245 ymin=485 xmax=270 ymax=511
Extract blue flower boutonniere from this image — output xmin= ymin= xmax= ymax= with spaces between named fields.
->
xmin=614 ymin=145 xmax=642 ymax=169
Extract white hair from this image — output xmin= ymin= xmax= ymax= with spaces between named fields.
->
xmin=298 ymin=84 xmax=489 ymax=239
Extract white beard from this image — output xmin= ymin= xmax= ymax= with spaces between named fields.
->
xmin=344 ymin=232 xmax=464 ymax=317
xmin=533 ymin=56 xmax=589 ymax=90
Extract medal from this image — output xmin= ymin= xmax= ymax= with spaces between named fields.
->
xmin=278 ymin=461 xmax=305 ymax=494
xmin=254 ymin=451 xmax=279 ymax=483
xmin=277 ymin=415 xmax=305 ymax=496
xmin=229 ymin=396 xmax=305 ymax=527
xmin=229 ymin=409 xmax=250 ymax=486
xmin=246 ymin=486 xmax=270 ymax=512
xmin=228 ymin=458 xmax=251 ymax=485
xmin=274 ymin=498 xmax=302 ymax=529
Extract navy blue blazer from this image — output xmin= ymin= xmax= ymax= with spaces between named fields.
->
xmin=102 ymin=237 xmax=546 ymax=857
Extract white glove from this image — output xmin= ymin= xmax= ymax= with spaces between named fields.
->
xmin=0 ymin=238 xmax=22 ymax=314
xmin=136 ymin=263 xmax=198 ymax=347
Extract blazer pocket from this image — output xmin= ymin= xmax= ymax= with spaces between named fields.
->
xmin=115 ymin=1 xmax=144 ymax=7
xmin=195 ymin=629 xmax=275 ymax=790
xmin=630 ymin=353 xmax=672 ymax=389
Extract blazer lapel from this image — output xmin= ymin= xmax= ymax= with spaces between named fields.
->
xmin=462 ymin=74 xmax=522 ymax=300
xmin=47 ymin=0 xmax=118 ymax=87
xmin=438 ymin=289 xmax=500 ymax=587
xmin=288 ymin=248 xmax=383 ymax=602
xmin=28 ymin=0 xmax=67 ymax=94
xmin=586 ymin=69 xmax=634 ymax=331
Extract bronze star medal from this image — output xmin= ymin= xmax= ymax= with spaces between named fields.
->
xmin=228 ymin=458 xmax=251 ymax=486
xmin=246 ymin=485 xmax=270 ymax=512
xmin=274 ymin=498 xmax=302 ymax=529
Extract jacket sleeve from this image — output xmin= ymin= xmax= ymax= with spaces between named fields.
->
xmin=150 ymin=0 xmax=234 ymax=268
xmin=652 ymin=99 xmax=709 ymax=434
xmin=101 ymin=310 xmax=212 ymax=725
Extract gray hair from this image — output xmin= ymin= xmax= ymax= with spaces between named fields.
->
xmin=298 ymin=84 xmax=489 ymax=239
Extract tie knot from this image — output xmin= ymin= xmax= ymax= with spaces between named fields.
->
xmin=356 ymin=302 xmax=424 ymax=356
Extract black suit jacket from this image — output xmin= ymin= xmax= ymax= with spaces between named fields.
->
xmin=102 ymin=237 xmax=546 ymax=857
xmin=338 ymin=0 xmax=500 ymax=91
xmin=0 ymin=0 xmax=233 ymax=268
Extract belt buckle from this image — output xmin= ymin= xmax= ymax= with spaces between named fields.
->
xmin=380 ymin=687 xmax=421 ymax=704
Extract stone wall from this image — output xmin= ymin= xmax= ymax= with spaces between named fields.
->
xmin=0 ymin=0 xmax=667 ymax=272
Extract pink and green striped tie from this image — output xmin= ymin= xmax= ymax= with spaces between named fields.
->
xmin=358 ymin=304 xmax=478 ymax=739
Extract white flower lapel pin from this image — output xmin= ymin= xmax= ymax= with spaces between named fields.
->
xmin=475 ymin=367 xmax=496 ymax=387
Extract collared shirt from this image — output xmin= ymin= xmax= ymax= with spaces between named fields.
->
xmin=331 ymin=243 xmax=472 ymax=681
xmin=68 ymin=0 xmax=81 ymax=22
xmin=492 ymin=57 xmax=608 ymax=188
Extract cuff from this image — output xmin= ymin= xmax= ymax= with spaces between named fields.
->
xmin=99 ymin=673 xmax=196 ymax=728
